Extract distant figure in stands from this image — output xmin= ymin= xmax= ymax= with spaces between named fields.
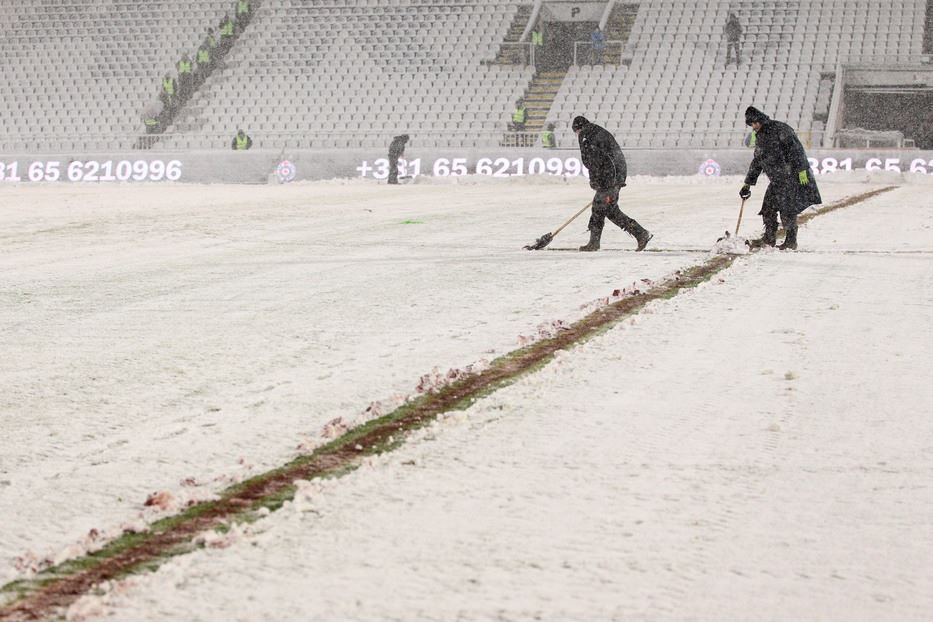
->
xmin=231 ymin=129 xmax=253 ymax=150
xmin=572 ymin=115 xmax=651 ymax=252
xmin=196 ymin=40 xmax=212 ymax=86
xmin=740 ymin=106 xmax=821 ymax=250
xmin=590 ymin=26 xmax=606 ymax=64
xmin=510 ymin=99 xmax=528 ymax=132
xmin=219 ymin=14 xmax=235 ymax=54
xmin=142 ymin=100 xmax=164 ymax=134
xmin=531 ymin=25 xmax=543 ymax=64
xmin=387 ymin=134 xmax=409 ymax=185
xmin=235 ymin=0 xmax=252 ymax=34
xmin=160 ymin=73 xmax=177 ymax=115
xmin=206 ymin=27 xmax=219 ymax=53
xmin=541 ymin=123 xmax=556 ymax=148
xmin=724 ymin=13 xmax=743 ymax=67
xmin=177 ymin=53 xmax=194 ymax=101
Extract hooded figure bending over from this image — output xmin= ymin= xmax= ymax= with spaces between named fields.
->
xmin=573 ymin=116 xmax=652 ymax=252
xmin=741 ymin=107 xmax=821 ymax=250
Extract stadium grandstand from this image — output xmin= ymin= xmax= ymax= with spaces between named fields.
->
xmin=0 ymin=0 xmax=930 ymax=153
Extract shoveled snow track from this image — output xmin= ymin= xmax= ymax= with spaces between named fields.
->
xmin=5 ymin=179 xmax=924 ymax=620
xmin=97 ymin=183 xmax=933 ymax=622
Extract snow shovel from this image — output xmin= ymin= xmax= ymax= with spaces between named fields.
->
xmin=716 ymin=198 xmax=746 ymax=242
xmin=524 ymin=202 xmax=592 ymax=250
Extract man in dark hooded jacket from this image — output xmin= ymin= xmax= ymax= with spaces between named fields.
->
xmin=740 ymin=107 xmax=821 ymax=250
xmin=572 ymin=116 xmax=652 ymax=251
xmin=387 ymin=134 xmax=409 ymax=185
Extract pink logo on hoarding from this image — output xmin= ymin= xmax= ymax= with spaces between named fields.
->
xmin=698 ymin=159 xmax=721 ymax=177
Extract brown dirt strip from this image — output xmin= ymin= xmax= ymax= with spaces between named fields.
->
xmin=0 ymin=185 xmax=896 ymax=621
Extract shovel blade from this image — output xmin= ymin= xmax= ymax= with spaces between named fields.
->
xmin=524 ymin=232 xmax=553 ymax=250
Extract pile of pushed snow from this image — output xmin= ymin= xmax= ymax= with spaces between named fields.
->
xmin=711 ymin=232 xmax=751 ymax=255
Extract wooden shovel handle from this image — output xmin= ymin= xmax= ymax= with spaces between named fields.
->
xmin=735 ymin=198 xmax=746 ymax=235
xmin=552 ymin=202 xmax=593 ymax=238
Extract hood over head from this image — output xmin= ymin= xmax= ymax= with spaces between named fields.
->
xmin=745 ymin=106 xmax=770 ymax=126
xmin=572 ymin=115 xmax=590 ymax=131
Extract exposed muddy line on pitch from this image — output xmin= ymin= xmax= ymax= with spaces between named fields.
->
xmin=0 ymin=186 xmax=895 ymax=622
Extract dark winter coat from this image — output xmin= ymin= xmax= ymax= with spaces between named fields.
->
xmin=389 ymin=134 xmax=409 ymax=160
xmin=725 ymin=16 xmax=742 ymax=42
xmin=744 ymin=109 xmax=821 ymax=214
xmin=576 ymin=119 xmax=627 ymax=192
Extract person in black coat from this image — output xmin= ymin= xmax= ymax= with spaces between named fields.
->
xmin=740 ymin=107 xmax=821 ymax=250
xmin=572 ymin=116 xmax=652 ymax=251
xmin=724 ymin=13 xmax=743 ymax=66
xmin=387 ymin=134 xmax=409 ymax=185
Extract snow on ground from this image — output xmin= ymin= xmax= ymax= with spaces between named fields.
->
xmin=1 ymin=173 xmax=770 ymax=582
xmin=1 ymin=175 xmax=927 ymax=614
xmin=93 ymin=181 xmax=933 ymax=621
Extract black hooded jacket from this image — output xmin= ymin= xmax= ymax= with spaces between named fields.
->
xmin=744 ymin=107 xmax=821 ymax=211
xmin=576 ymin=118 xmax=627 ymax=191
xmin=389 ymin=134 xmax=409 ymax=160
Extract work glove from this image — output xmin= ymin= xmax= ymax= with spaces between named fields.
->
xmin=739 ymin=184 xmax=751 ymax=200
xmin=799 ymin=170 xmax=810 ymax=185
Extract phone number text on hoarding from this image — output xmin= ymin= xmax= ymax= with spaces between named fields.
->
xmin=0 ymin=159 xmax=183 ymax=183
xmin=807 ymin=156 xmax=933 ymax=175
xmin=356 ymin=157 xmax=589 ymax=179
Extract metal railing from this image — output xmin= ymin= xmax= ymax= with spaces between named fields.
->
xmin=833 ymin=128 xmax=907 ymax=149
xmin=572 ymin=40 xmax=626 ymax=66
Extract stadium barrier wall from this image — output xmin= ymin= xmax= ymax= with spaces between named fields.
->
xmin=1 ymin=149 xmax=932 ymax=184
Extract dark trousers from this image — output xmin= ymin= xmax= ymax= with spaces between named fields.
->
xmin=588 ymin=186 xmax=646 ymax=238
xmin=759 ymin=183 xmax=798 ymax=244
xmin=726 ymin=40 xmax=741 ymax=66
xmin=388 ymin=157 xmax=399 ymax=184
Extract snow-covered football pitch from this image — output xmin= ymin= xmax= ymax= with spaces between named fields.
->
xmin=1 ymin=173 xmax=932 ymax=621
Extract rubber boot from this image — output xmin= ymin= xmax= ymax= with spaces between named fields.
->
xmin=634 ymin=227 xmax=653 ymax=252
xmin=778 ymin=226 xmax=798 ymax=250
xmin=579 ymin=228 xmax=601 ymax=252
xmin=749 ymin=225 xmax=777 ymax=249
xmin=607 ymin=209 xmax=651 ymax=251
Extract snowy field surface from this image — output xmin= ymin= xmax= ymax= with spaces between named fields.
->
xmin=2 ymin=174 xmax=932 ymax=620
